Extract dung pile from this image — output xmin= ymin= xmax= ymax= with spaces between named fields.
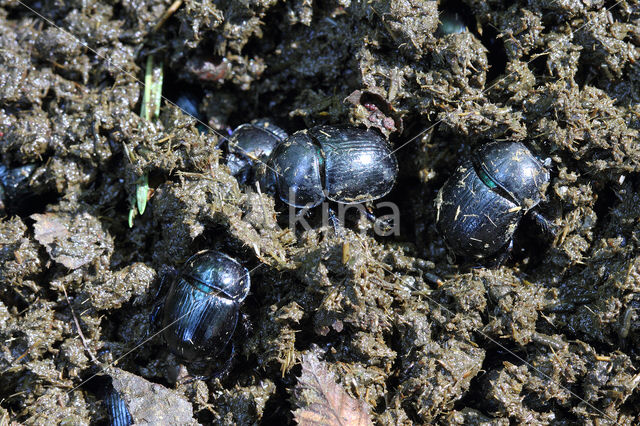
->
xmin=1 ymin=0 xmax=639 ymax=423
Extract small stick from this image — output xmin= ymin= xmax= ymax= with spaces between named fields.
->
xmin=154 ymin=0 xmax=184 ymax=32
xmin=1 ymin=339 xmax=41 ymax=374
xmin=62 ymin=285 xmax=99 ymax=365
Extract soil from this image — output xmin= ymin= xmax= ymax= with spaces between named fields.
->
xmin=1 ymin=0 xmax=640 ymax=424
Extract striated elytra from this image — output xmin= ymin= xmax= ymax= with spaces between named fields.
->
xmin=104 ymin=386 xmax=133 ymax=426
xmin=226 ymin=119 xmax=289 ymax=184
xmin=162 ymin=250 xmax=250 ymax=361
xmin=264 ymin=125 xmax=398 ymax=208
xmin=435 ymin=141 xmax=549 ymax=259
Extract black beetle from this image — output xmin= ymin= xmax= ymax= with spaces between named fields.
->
xmin=175 ymin=93 xmax=202 ymax=121
xmin=87 ymin=374 xmax=132 ymax=426
xmin=263 ymin=125 xmax=398 ymax=208
xmin=437 ymin=11 xmax=467 ymax=35
xmin=175 ymin=92 xmax=209 ymax=134
xmin=0 ymin=163 xmax=36 ymax=196
xmin=0 ymin=163 xmax=38 ymax=215
xmin=104 ymin=385 xmax=133 ymax=426
xmin=435 ymin=141 xmax=550 ymax=260
xmin=161 ymin=250 xmax=250 ymax=361
xmin=226 ymin=119 xmax=289 ymax=184
xmin=0 ymin=181 xmax=5 ymax=214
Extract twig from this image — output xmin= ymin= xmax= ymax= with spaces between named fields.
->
xmin=154 ymin=0 xmax=184 ymax=32
xmin=62 ymin=285 xmax=99 ymax=365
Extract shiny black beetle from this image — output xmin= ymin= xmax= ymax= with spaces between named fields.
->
xmin=263 ymin=125 xmax=398 ymax=208
xmin=435 ymin=141 xmax=550 ymax=260
xmin=226 ymin=119 xmax=289 ymax=184
xmin=0 ymin=163 xmax=37 ymax=215
xmin=104 ymin=386 xmax=133 ymax=426
xmin=175 ymin=93 xmax=202 ymax=121
xmin=160 ymin=250 xmax=250 ymax=361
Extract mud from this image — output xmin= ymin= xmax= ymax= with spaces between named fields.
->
xmin=1 ymin=0 xmax=639 ymax=424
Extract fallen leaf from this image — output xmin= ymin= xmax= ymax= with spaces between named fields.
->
xmin=31 ymin=211 xmax=111 ymax=269
xmin=30 ymin=212 xmax=70 ymax=245
xmin=109 ymin=367 xmax=198 ymax=425
xmin=293 ymin=352 xmax=373 ymax=426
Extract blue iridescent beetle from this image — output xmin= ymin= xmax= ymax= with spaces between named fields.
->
xmin=160 ymin=250 xmax=250 ymax=361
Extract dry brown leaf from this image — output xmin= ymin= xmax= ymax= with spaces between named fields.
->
xmin=31 ymin=212 xmax=70 ymax=245
xmin=293 ymin=352 xmax=373 ymax=426
xmin=31 ymin=212 xmax=110 ymax=269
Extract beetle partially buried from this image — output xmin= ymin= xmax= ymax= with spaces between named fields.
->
xmin=263 ymin=125 xmax=398 ymax=208
xmin=160 ymin=250 xmax=250 ymax=361
xmin=104 ymin=385 xmax=133 ymax=426
xmin=435 ymin=141 xmax=550 ymax=261
xmin=226 ymin=123 xmax=398 ymax=208
xmin=226 ymin=118 xmax=289 ymax=184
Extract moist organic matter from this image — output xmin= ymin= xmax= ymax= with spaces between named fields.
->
xmin=0 ymin=0 xmax=639 ymax=424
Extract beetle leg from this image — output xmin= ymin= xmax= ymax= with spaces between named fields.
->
xmin=148 ymin=303 xmax=163 ymax=331
xmin=238 ymin=311 xmax=252 ymax=339
xmin=529 ymin=210 xmax=556 ymax=240
xmin=153 ymin=266 xmax=177 ymax=300
xmin=362 ymin=208 xmax=394 ymax=234
xmin=327 ymin=206 xmax=345 ymax=237
xmin=424 ymin=272 xmax=444 ymax=287
xmin=210 ymin=342 xmax=236 ymax=380
xmin=177 ymin=370 xmax=211 ymax=385
xmin=362 ymin=208 xmax=377 ymax=223
xmin=484 ymin=239 xmax=513 ymax=268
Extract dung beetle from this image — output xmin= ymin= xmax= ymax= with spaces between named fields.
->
xmin=175 ymin=93 xmax=202 ymax=121
xmin=435 ymin=141 xmax=550 ymax=260
xmin=437 ymin=11 xmax=467 ymax=35
xmin=0 ymin=182 xmax=5 ymax=214
xmin=160 ymin=250 xmax=250 ymax=361
xmin=104 ymin=386 xmax=133 ymax=426
xmin=175 ymin=93 xmax=209 ymax=134
xmin=0 ymin=163 xmax=39 ymax=215
xmin=0 ymin=163 xmax=36 ymax=197
xmin=226 ymin=119 xmax=288 ymax=184
xmin=88 ymin=375 xmax=132 ymax=426
xmin=263 ymin=125 xmax=398 ymax=208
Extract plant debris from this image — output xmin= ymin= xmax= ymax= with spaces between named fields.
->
xmin=31 ymin=210 xmax=112 ymax=269
xmin=109 ymin=367 xmax=198 ymax=425
xmin=292 ymin=352 xmax=373 ymax=426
